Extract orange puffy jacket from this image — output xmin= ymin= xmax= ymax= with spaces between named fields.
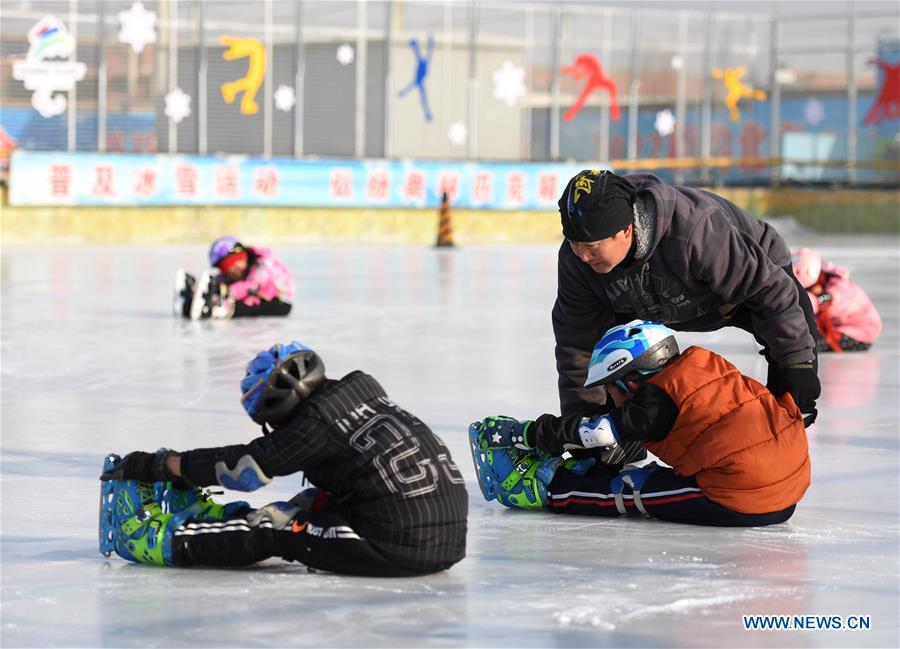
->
xmin=644 ymin=346 xmax=810 ymax=514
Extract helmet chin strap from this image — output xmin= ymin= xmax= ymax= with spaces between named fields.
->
xmin=613 ymin=379 xmax=633 ymax=396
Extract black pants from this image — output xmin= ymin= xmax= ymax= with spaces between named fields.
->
xmin=172 ymin=505 xmax=437 ymax=577
xmin=547 ymin=463 xmax=796 ymax=527
xmin=732 ymin=264 xmax=819 ymax=390
xmin=233 ymin=299 xmax=292 ymax=318
xmin=180 ymin=286 xmax=291 ymax=319
xmin=817 ymin=332 xmax=871 ymax=353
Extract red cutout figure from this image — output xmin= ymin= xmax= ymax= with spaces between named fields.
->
xmin=863 ymin=58 xmax=900 ymax=127
xmin=561 ymin=54 xmax=621 ymax=122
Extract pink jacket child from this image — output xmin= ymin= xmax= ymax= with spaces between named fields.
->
xmin=174 ymin=236 xmax=295 ymax=320
xmin=791 ymin=248 xmax=882 ymax=352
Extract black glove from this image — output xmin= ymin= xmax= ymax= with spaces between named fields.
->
xmin=778 ymin=362 xmax=821 ymax=427
xmin=100 ymin=449 xmax=183 ymax=484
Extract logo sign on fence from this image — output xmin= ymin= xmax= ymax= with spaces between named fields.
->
xmin=11 ymin=16 xmax=86 ymax=118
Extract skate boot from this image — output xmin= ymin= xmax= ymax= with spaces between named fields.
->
xmin=99 ymin=455 xmax=191 ymax=565
xmin=190 ymin=272 xmax=235 ymax=321
xmin=173 ymin=269 xmax=196 ymax=318
xmin=100 ymin=455 xmax=250 ymax=562
xmin=469 ymin=423 xmax=594 ymax=510
xmin=154 ymin=481 xmax=250 ymax=521
xmin=610 ymin=463 xmax=660 ymax=515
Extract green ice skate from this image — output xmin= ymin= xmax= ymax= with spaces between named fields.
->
xmin=469 ymin=423 xmax=595 ymax=510
xmin=100 ymin=475 xmax=189 ymax=566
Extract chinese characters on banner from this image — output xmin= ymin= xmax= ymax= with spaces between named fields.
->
xmin=9 ymin=151 xmax=594 ymax=208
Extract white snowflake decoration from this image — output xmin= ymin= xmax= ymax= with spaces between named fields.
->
xmin=448 ymin=121 xmax=468 ymax=146
xmin=164 ymin=87 xmax=191 ymax=123
xmin=118 ymin=2 xmax=157 ymax=54
xmin=336 ymin=44 xmax=355 ymax=66
xmin=804 ymin=98 xmax=825 ymax=128
xmin=654 ymin=109 xmax=676 ymax=137
xmin=274 ymin=85 xmax=296 ymax=112
xmin=492 ymin=60 xmax=526 ymax=107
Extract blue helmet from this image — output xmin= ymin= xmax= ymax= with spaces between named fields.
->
xmin=209 ymin=235 xmax=243 ymax=267
xmin=585 ymin=320 xmax=679 ymax=388
xmin=240 ymin=342 xmax=326 ymax=425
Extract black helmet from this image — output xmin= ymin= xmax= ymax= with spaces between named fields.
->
xmin=240 ymin=342 xmax=326 ymax=425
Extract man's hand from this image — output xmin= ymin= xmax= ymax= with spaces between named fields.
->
xmin=100 ymin=449 xmax=182 ymax=483
xmin=778 ymin=362 xmax=820 ymax=426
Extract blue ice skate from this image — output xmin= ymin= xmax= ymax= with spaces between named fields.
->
xmin=469 ymin=423 xmax=594 ymax=510
xmin=99 ymin=454 xmax=188 ymax=564
xmin=99 ymin=454 xmax=248 ymax=564
xmin=99 ymin=454 xmax=122 ymax=557
xmin=153 ymin=481 xmax=250 ymax=521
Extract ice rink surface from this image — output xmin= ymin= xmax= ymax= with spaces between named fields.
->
xmin=2 ymin=236 xmax=898 ymax=648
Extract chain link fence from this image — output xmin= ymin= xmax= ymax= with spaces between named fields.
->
xmin=1 ymin=0 xmax=897 ymax=184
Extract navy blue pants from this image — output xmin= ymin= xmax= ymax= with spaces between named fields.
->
xmin=547 ymin=463 xmax=796 ymax=527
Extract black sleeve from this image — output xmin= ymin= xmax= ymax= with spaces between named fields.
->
xmin=527 ymin=410 xmax=609 ymax=457
xmin=688 ymin=212 xmax=815 ymax=367
xmin=553 ymin=242 xmax=616 ymax=416
xmin=179 ymin=416 xmax=325 ymax=487
xmin=609 ymin=383 xmax=679 ymax=442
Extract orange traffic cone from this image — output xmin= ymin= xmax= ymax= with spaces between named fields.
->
xmin=435 ymin=192 xmax=455 ymax=248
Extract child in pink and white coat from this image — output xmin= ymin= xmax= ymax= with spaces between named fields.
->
xmin=174 ymin=236 xmax=295 ymax=320
xmin=791 ymin=248 xmax=882 ymax=352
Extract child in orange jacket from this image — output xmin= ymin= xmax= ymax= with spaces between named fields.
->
xmin=470 ymin=320 xmax=810 ymax=527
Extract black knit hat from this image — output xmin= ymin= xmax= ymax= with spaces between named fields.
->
xmin=558 ymin=170 xmax=636 ymax=242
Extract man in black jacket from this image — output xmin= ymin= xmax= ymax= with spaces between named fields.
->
xmin=99 ymin=342 xmax=468 ymax=577
xmin=554 ymin=170 xmax=820 ymax=425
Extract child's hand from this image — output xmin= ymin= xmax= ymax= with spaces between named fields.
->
xmin=100 ymin=449 xmax=183 ymax=484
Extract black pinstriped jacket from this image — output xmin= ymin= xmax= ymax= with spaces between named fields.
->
xmin=180 ymin=371 xmax=468 ymax=571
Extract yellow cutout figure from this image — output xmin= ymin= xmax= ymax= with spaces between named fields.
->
xmin=220 ymin=36 xmax=266 ymax=115
xmin=712 ymin=66 xmax=767 ymax=122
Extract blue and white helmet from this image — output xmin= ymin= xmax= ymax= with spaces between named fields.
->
xmin=585 ymin=320 xmax=679 ymax=387
xmin=240 ymin=341 xmax=325 ymax=425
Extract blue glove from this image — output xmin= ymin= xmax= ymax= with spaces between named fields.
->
xmin=475 ymin=416 xmax=533 ymax=450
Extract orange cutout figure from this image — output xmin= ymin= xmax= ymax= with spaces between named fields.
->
xmin=219 ymin=36 xmax=266 ymax=115
xmin=712 ymin=66 xmax=767 ymax=122
xmin=863 ymin=58 xmax=899 ymax=126
xmin=562 ymin=54 xmax=621 ymax=122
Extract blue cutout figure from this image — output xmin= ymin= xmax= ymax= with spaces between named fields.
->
xmin=398 ymin=35 xmax=435 ymax=122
